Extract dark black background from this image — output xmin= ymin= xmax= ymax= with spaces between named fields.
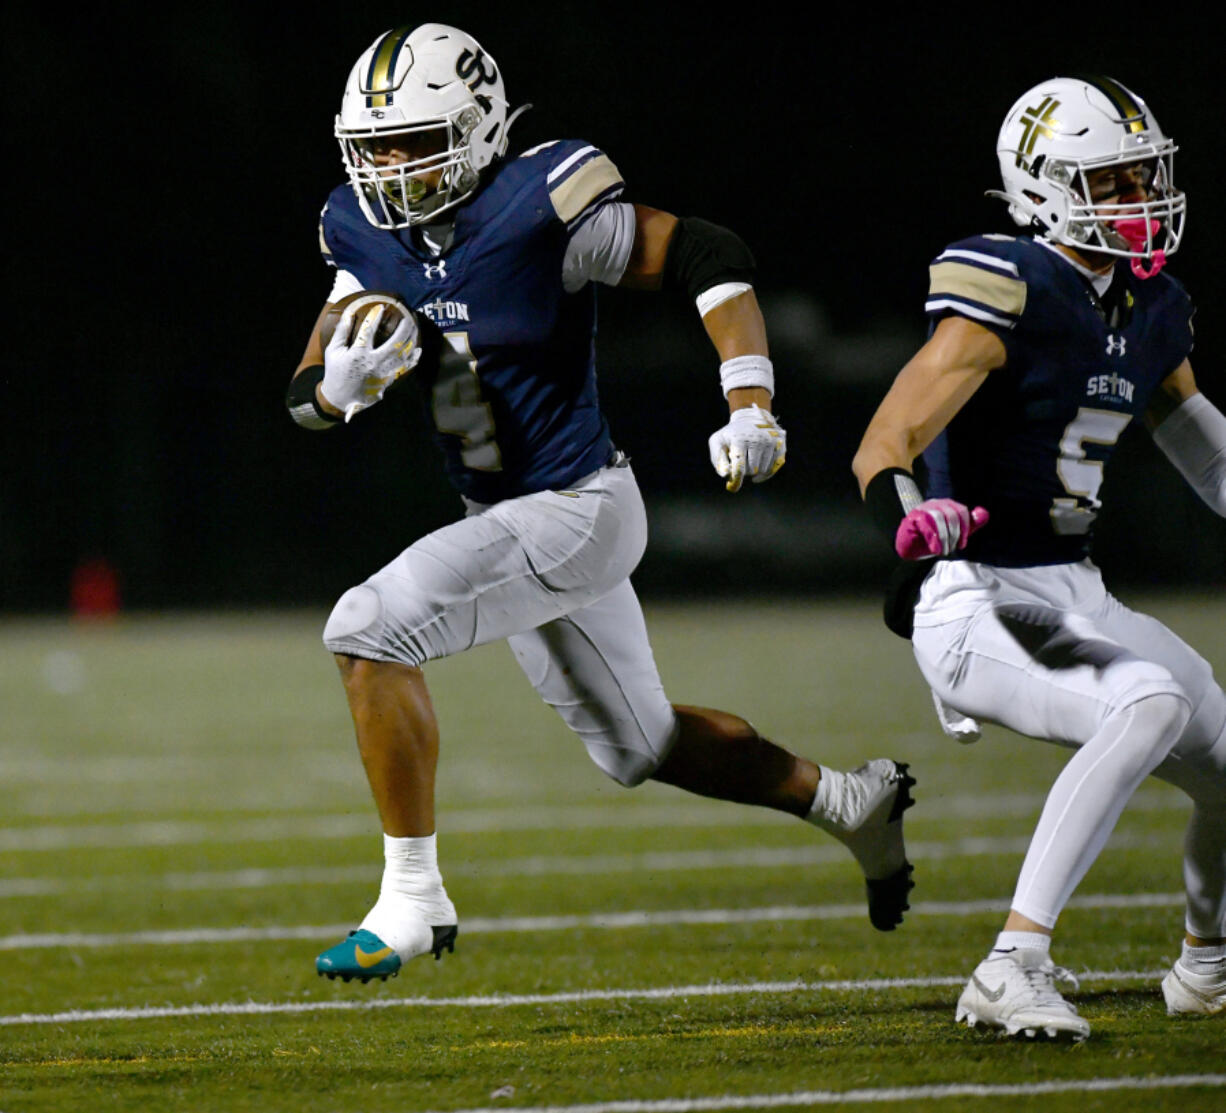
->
xmin=4 ymin=8 xmax=1222 ymax=612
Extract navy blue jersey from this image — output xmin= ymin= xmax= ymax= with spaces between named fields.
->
xmin=319 ymin=140 xmax=625 ymax=502
xmin=922 ymin=235 xmax=1195 ymax=566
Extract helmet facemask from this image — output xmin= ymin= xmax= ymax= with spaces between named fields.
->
xmin=337 ymin=106 xmax=491 ymax=228
xmin=1041 ymin=148 xmax=1183 ymax=277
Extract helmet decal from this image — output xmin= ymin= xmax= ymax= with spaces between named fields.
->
xmin=1077 ymin=74 xmax=1149 ymax=134
xmin=364 ymin=27 xmax=413 ymax=109
xmin=456 ymin=49 xmax=499 ymax=99
xmin=1016 ymin=95 xmax=1061 ymax=169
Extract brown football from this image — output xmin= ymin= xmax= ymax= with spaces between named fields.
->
xmin=319 ymin=290 xmax=411 ymax=347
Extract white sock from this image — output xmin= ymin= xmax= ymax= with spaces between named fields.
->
xmin=992 ymin=930 xmax=1051 ymax=956
xmin=358 ymin=833 xmax=456 ymax=960
xmin=1182 ymin=941 xmax=1226 ymax=973
xmin=379 ymin=833 xmax=445 ymax=899
xmin=806 ymin=766 xmax=842 ymax=826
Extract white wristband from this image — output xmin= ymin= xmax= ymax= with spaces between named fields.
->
xmin=719 ymin=354 xmax=774 ymax=397
xmin=696 ymin=281 xmax=752 ymax=317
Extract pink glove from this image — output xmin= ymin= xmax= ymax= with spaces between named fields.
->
xmin=895 ymin=499 xmax=989 ymax=560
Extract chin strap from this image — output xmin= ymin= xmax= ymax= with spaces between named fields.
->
xmin=1112 ymin=217 xmax=1168 ymax=279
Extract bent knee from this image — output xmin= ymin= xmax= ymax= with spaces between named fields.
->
xmin=321 ymin=583 xmax=432 ymax=666
xmin=1123 ymin=687 xmax=1193 ymax=733
xmin=590 ymin=732 xmax=676 ymax=787
xmin=323 ymin=585 xmax=383 ymax=650
xmin=1114 ymin=689 xmax=1194 ymax=766
xmin=580 ymin=714 xmax=680 ymax=788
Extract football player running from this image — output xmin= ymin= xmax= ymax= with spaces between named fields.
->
xmin=287 ymin=23 xmax=917 ymax=984
xmin=853 ymin=75 xmax=1226 ymax=1039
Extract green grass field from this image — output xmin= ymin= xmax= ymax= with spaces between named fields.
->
xmin=1 ymin=597 xmax=1223 ymax=1112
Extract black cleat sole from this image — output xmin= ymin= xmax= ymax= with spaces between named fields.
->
xmin=870 ymin=762 xmax=916 ymax=931
xmin=432 ymin=924 xmax=458 ymax=960
xmin=886 ymin=762 xmax=916 ymax=823
xmin=866 ymin=860 xmax=915 ymax=931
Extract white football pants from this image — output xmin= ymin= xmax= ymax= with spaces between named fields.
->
xmin=322 ymin=460 xmax=678 ymax=786
xmin=912 ymin=559 xmax=1226 ymax=938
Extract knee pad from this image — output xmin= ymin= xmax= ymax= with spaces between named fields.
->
xmin=323 ymin=585 xmax=383 ymax=652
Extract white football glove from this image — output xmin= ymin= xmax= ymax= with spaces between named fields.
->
xmin=321 ymin=304 xmax=421 ymax=422
xmin=708 ymin=404 xmax=786 ymax=492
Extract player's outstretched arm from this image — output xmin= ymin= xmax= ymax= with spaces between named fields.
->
xmin=1146 ymin=360 xmax=1226 ymax=516
xmin=619 ymin=204 xmax=784 ymax=492
xmin=853 ymin=316 xmax=1004 ymax=558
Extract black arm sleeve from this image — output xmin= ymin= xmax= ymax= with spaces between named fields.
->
xmin=661 ymin=217 xmax=757 ymax=302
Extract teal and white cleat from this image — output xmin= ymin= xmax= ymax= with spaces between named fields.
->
xmin=315 ymin=925 xmax=457 ymax=983
xmin=316 ymin=929 xmax=402 ymax=982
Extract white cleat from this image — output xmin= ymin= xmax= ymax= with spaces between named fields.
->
xmin=955 ymin=948 xmax=1091 ymax=1041
xmin=1162 ymin=959 xmax=1226 ymax=1016
xmin=809 ymin=759 xmax=915 ymax=931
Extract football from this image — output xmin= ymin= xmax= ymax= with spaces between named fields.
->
xmin=319 ymin=290 xmax=411 ymax=347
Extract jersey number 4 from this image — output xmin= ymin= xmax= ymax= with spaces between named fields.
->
xmin=1051 ymin=407 xmax=1132 ymax=534
xmin=432 ymin=331 xmax=501 ymax=472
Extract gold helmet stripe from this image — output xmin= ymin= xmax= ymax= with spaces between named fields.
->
xmin=1082 ymin=74 xmax=1149 ymax=134
xmin=365 ymin=26 xmax=413 ymax=109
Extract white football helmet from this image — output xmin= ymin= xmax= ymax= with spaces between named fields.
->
xmin=335 ymin=24 xmax=514 ymax=228
xmin=990 ymin=75 xmax=1186 ymax=276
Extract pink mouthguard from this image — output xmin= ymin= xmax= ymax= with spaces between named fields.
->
xmin=1112 ymin=217 xmax=1167 ymax=278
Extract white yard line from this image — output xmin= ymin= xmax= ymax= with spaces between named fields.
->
xmin=0 ymin=830 xmax=1174 ymax=898
xmin=0 ymin=968 xmax=1167 ymax=1027
xmin=0 ymin=789 xmax=1186 ymax=850
xmin=424 ymin=1074 xmax=1226 ymax=1113
xmin=0 ymin=891 xmax=1183 ymax=951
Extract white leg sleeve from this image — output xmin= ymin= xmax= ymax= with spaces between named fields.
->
xmin=1152 ymin=685 xmax=1226 ymax=939
xmin=1095 ymin=587 xmax=1226 ymax=939
xmin=1011 ymin=692 xmax=1192 ymax=928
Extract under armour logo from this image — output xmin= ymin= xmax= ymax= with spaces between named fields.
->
xmin=423 ymin=260 xmax=447 ymax=281
xmin=1105 ymin=334 xmax=1127 ymax=356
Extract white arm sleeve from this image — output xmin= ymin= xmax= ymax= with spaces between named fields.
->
xmin=562 ymin=202 xmax=636 ymax=293
xmin=1151 ymin=392 xmax=1226 ymax=515
xmin=327 ymin=269 xmax=364 ymax=303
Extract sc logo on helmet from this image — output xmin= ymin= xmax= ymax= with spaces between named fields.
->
xmin=456 ymin=49 xmax=498 ymax=90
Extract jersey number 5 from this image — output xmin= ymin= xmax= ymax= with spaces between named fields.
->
xmin=432 ymin=331 xmax=502 ymax=472
xmin=1051 ymin=406 xmax=1132 ymax=534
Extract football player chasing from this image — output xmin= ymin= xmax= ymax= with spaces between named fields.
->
xmin=287 ymin=23 xmax=916 ymax=984
xmin=853 ymin=75 xmax=1226 ymax=1039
